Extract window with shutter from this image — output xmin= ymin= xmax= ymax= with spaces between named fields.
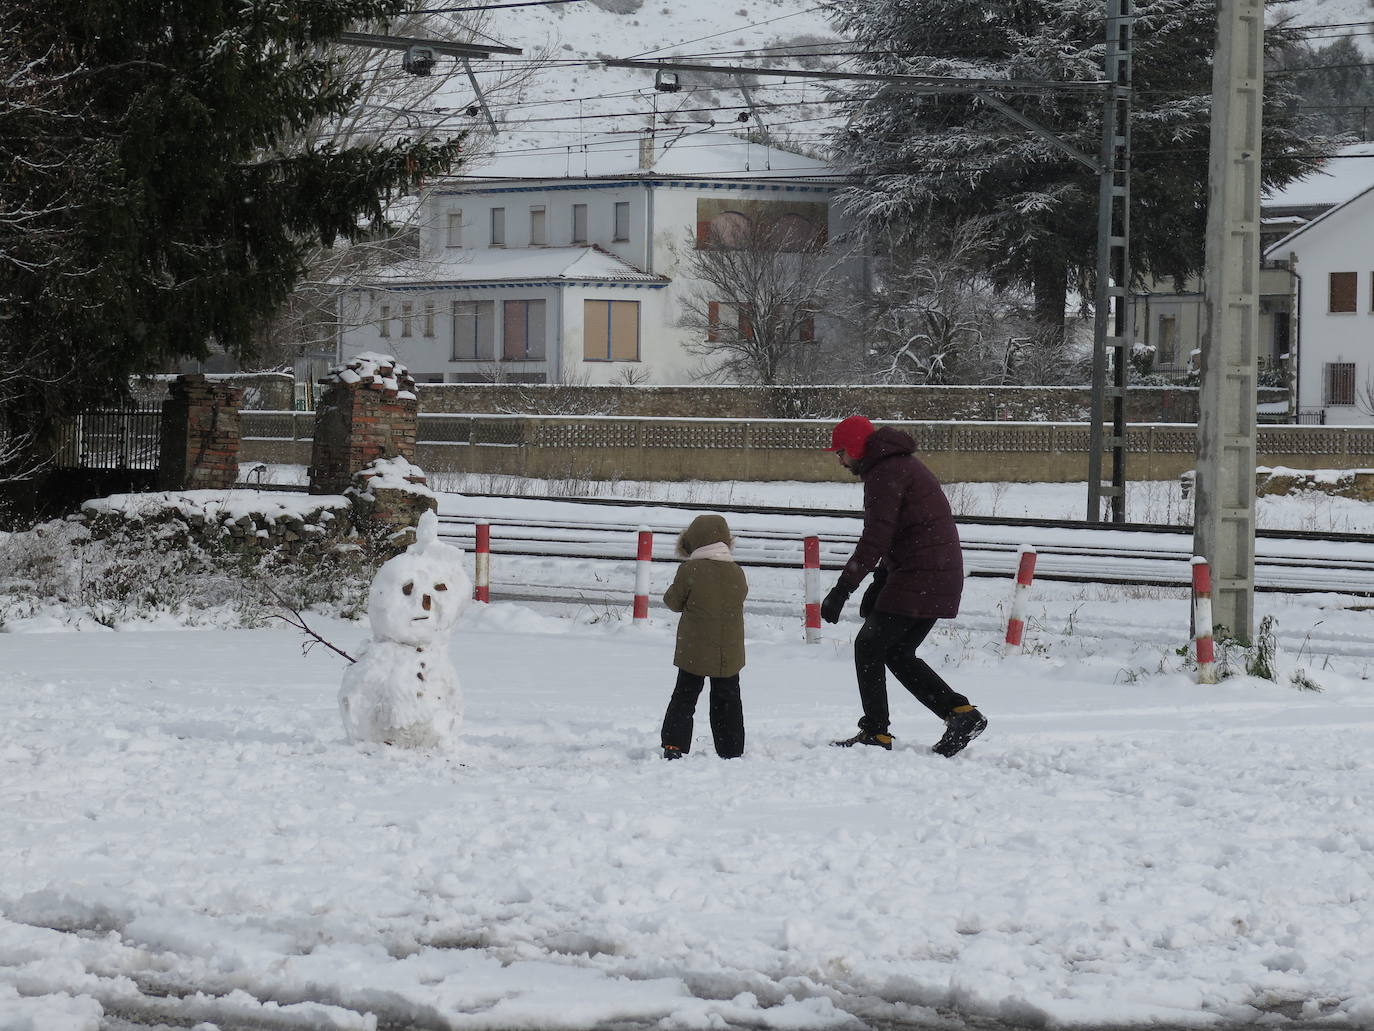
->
xmin=582 ymin=300 xmax=639 ymax=361
xmin=1325 ymin=362 xmax=1356 ymax=405
xmin=452 ymin=301 xmax=495 ymax=360
xmin=503 ymin=300 xmax=546 ymax=360
xmin=1329 ymin=271 xmax=1357 ymax=313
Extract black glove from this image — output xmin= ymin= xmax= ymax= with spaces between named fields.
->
xmin=820 ymin=583 xmax=854 ymax=624
xmin=858 ymin=569 xmax=887 ymax=618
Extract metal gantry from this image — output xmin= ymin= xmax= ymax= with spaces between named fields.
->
xmin=1086 ymin=0 xmax=1134 ymax=524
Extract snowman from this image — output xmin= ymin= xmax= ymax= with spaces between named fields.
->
xmin=339 ymin=510 xmax=472 ymax=750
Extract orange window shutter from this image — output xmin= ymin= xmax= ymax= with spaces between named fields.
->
xmin=707 ymin=301 xmax=720 ymax=342
xmin=584 ymin=300 xmax=609 ymax=359
xmin=611 ymin=301 xmax=639 ymax=360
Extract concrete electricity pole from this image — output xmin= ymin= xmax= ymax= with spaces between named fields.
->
xmin=1195 ymin=0 xmax=1265 ymax=641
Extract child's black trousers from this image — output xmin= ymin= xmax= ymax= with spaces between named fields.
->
xmin=661 ymin=670 xmax=744 ymax=758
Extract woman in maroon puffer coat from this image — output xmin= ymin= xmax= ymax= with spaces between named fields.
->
xmin=819 ymin=416 xmax=989 ymax=757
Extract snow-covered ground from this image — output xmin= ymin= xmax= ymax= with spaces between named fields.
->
xmin=261 ymin=464 xmax=1374 ymax=535
xmin=4 ymin=482 xmax=1374 ymax=1031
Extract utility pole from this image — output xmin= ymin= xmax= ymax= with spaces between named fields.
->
xmin=1195 ymin=0 xmax=1265 ymax=641
xmin=1085 ymin=0 xmax=1133 ymax=523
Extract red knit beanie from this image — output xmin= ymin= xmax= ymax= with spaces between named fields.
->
xmin=826 ymin=416 xmax=875 ymax=460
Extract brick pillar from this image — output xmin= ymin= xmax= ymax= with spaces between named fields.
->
xmin=308 ymin=353 xmax=419 ymax=495
xmin=158 ymin=374 xmax=244 ymax=491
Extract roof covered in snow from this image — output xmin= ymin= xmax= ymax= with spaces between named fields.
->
xmin=446 ymin=132 xmax=839 ymax=185
xmin=361 ymin=245 xmax=667 ymax=289
xmin=1263 ymin=142 xmax=1374 ymax=210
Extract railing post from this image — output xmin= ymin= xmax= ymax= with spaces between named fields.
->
xmin=803 ymin=535 xmax=821 ymax=643
xmin=473 ymin=521 xmax=491 ymax=603
xmin=633 ymin=527 xmax=653 ymax=622
xmin=1191 ymin=557 xmax=1217 ymax=684
xmin=1003 ymin=546 xmax=1038 ymax=656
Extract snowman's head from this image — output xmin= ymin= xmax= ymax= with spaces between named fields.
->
xmin=367 ymin=511 xmax=472 ymax=646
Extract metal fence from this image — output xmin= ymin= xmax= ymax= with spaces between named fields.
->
xmin=53 ymin=408 xmax=162 ymax=470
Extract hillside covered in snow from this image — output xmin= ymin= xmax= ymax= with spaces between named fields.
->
xmin=428 ymin=0 xmax=1369 ymax=174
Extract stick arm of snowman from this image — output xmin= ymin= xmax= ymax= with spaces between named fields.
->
xmin=265 ymin=585 xmax=357 ymax=664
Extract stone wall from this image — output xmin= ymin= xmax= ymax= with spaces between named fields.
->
xmin=415 ymin=383 xmax=1287 ymax=424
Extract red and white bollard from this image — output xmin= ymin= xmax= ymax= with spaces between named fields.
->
xmin=633 ymin=527 xmax=653 ymax=622
xmin=1191 ymin=556 xmax=1217 ymax=684
xmin=473 ymin=521 xmax=491 ymax=603
xmin=1003 ymin=546 xmax=1038 ymax=655
xmin=803 ymin=535 xmax=822 ymax=643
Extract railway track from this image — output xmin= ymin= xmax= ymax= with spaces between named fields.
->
xmin=433 ymin=494 xmax=1374 ymax=595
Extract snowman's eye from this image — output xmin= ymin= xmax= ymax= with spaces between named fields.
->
xmin=433 ymin=583 xmax=448 ymax=591
xmin=402 ymin=581 xmax=415 ymax=596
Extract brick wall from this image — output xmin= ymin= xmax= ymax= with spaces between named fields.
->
xmin=158 ymin=375 xmax=243 ymax=490
xmin=309 ymin=356 xmax=419 ymax=495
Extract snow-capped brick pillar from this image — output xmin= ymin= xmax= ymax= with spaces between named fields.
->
xmin=158 ymin=374 xmax=244 ymax=491
xmin=309 ymin=353 xmax=419 ymax=496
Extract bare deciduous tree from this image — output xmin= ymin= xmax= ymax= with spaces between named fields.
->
xmin=677 ymin=216 xmax=855 ymax=385
xmin=856 ymin=226 xmax=1088 ymax=386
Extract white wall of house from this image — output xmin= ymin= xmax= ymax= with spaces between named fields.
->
xmin=1275 ymin=188 xmax=1374 ymax=424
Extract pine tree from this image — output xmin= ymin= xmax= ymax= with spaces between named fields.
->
xmin=824 ymin=0 xmax=1330 ymax=337
xmin=1276 ymin=36 xmax=1374 ymax=140
xmin=0 ymin=0 xmax=463 ymax=475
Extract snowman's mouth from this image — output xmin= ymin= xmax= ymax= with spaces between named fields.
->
xmin=412 ymin=615 xmax=430 ymax=621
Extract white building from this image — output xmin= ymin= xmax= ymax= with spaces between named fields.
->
xmin=1134 ymin=143 xmax=1374 ymax=402
xmin=1265 ymin=179 xmax=1374 ymax=425
xmin=337 ymin=134 xmax=850 ymax=385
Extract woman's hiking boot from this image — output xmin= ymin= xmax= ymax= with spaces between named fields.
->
xmin=932 ymin=708 xmax=987 ymax=758
xmin=830 ymin=730 xmax=894 ymax=750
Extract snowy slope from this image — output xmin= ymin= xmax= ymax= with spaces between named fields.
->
xmin=433 ymin=0 xmax=1371 ymax=174
xmin=447 ymin=0 xmax=840 ymax=172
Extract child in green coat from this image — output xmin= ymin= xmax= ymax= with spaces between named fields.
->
xmin=660 ymin=513 xmax=748 ymax=759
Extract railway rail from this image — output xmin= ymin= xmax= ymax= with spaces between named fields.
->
xmin=434 ymin=494 xmax=1374 ymax=596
